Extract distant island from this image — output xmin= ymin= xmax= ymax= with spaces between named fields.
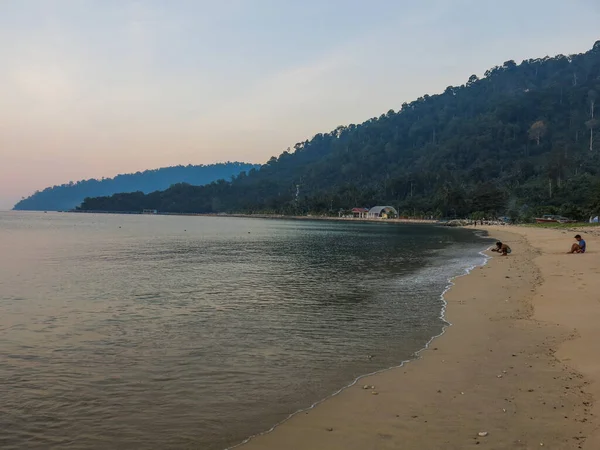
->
xmin=14 ymin=162 xmax=259 ymax=211
xmin=81 ymin=41 xmax=600 ymax=221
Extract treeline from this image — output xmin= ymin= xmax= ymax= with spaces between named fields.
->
xmin=14 ymin=162 xmax=259 ymax=211
xmin=81 ymin=41 xmax=600 ymax=221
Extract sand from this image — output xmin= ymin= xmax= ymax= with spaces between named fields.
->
xmin=237 ymin=225 xmax=600 ymax=450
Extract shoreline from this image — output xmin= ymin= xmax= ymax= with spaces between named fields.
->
xmin=58 ymin=209 xmax=439 ymax=225
xmin=228 ymin=241 xmax=492 ymax=449
xmin=237 ymin=226 xmax=596 ymax=449
xmin=208 ymin=213 xmax=438 ymax=225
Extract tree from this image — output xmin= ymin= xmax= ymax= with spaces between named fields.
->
xmin=528 ymin=120 xmax=547 ymax=146
xmin=588 ymin=90 xmax=597 ymax=151
xmin=466 ymin=74 xmax=479 ymax=86
xmin=503 ymin=60 xmax=517 ymax=70
xmin=586 ymin=119 xmax=598 ymax=152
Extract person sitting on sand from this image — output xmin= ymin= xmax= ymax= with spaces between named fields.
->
xmin=491 ymin=241 xmax=511 ymax=256
xmin=568 ymin=234 xmax=586 ymax=254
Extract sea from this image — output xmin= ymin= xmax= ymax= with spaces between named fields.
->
xmin=0 ymin=212 xmax=490 ymax=449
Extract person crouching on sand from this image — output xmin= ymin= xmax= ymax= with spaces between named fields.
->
xmin=568 ymin=234 xmax=586 ymax=254
xmin=491 ymin=241 xmax=511 ymax=256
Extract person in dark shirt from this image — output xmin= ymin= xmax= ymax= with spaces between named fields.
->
xmin=492 ymin=241 xmax=511 ymax=256
xmin=568 ymin=234 xmax=586 ymax=254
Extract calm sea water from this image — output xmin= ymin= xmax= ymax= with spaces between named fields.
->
xmin=0 ymin=212 xmax=489 ymax=449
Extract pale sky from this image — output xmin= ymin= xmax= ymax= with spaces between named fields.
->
xmin=1 ymin=0 xmax=599 ymax=209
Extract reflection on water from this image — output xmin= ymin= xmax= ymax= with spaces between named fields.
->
xmin=0 ymin=212 xmax=489 ymax=449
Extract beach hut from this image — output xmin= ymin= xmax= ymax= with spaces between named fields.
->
xmin=351 ymin=208 xmax=369 ymax=218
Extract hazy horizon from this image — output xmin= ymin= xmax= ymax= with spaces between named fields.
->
xmin=2 ymin=0 xmax=599 ymax=210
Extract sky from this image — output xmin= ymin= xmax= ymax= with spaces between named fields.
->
xmin=1 ymin=0 xmax=599 ymax=209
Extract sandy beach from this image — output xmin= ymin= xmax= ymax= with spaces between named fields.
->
xmin=238 ymin=225 xmax=600 ymax=449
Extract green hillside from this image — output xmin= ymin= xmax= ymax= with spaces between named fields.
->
xmin=14 ymin=162 xmax=258 ymax=211
xmin=81 ymin=41 xmax=600 ymax=220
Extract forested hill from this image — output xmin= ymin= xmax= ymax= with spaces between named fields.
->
xmin=82 ymin=41 xmax=600 ymax=220
xmin=14 ymin=162 xmax=259 ymax=211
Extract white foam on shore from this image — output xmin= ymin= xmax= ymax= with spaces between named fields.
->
xmin=226 ymin=242 xmax=492 ymax=450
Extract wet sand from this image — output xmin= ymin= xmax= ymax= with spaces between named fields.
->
xmin=238 ymin=226 xmax=599 ymax=449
